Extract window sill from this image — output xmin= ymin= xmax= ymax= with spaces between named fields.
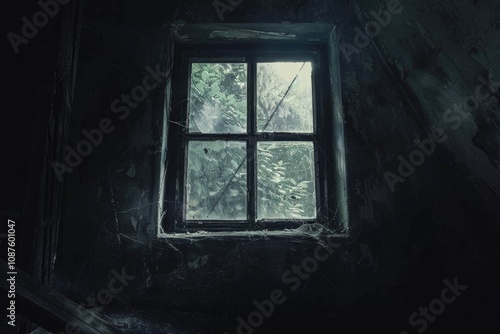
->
xmin=157 ymin=222 xmax=352 ymax=244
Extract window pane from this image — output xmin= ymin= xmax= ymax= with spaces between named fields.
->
xmin=257 ymin=141 xmax=316 ymax=220
xmin=186 ymin=141 xmax=247 ymax=220
xmin=257 ymin=62 xmax=313 ymax=133
xmin=189 ymin=63 xmax=247 ymax=134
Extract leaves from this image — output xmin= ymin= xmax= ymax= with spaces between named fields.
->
xmin=189 ymin=63 xmax=247 ymax=133
xmin=186 ymin=62 xmax=317 ymax=221
xmin=257 ymin=142 xmax=316 ymax=220
xmin=256 ymin=62 xmax=314 ymax=133
xmin=186 ymin=141 xmax=247 ymax=220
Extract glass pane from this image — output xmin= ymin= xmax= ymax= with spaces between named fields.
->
xmin=257 ymin=141 xmax=316 ymax=220
xmin=186 ymin=141 xmax=247 ymax=220
xmin=189 ymin=63 xmax=247 ymax=134
xmin=257 ymin=62 xmax=313 ymax=133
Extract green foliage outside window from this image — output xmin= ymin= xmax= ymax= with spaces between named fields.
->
xmin=186 ymin=61 xmax=316 ymax=221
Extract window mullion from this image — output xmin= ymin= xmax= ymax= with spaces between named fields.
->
xmin=248 ymin=57 xmax=257 ymax=225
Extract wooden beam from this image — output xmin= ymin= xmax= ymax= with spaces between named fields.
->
xmin=1 ymin=260 xmax=122 ymax=334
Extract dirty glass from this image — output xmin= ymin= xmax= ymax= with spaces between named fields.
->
xmin=185 ymin=141 xmax=247 ymax=220
xmin=256 ymin=62 xmax=313 ymax=133
xmin=184 ymin=60 xmax=318 ymax=223
xmin=188 ymin=63 xmax=247 ymax=133
xmin=257 ymin=141 xmax=316 ymax=220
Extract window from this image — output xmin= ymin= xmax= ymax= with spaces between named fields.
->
xmin=164 ymin=41 xmax=339 ymax=233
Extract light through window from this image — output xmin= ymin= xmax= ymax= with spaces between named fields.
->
xmin=185 ymin=60 xmax=317 ymax=222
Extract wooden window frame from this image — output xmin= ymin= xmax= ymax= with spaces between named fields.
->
xmin=164 ymin=42 xmax=336 ymax=233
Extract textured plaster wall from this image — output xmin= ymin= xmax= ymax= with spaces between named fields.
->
xmin=42 ymin=0 xmax=500 ymax=333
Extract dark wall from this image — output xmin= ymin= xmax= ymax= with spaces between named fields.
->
xmin=3 ymin=0 xmax=63 ymax=272
xmin=4 ymin=0 xmax=500 ymax=333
